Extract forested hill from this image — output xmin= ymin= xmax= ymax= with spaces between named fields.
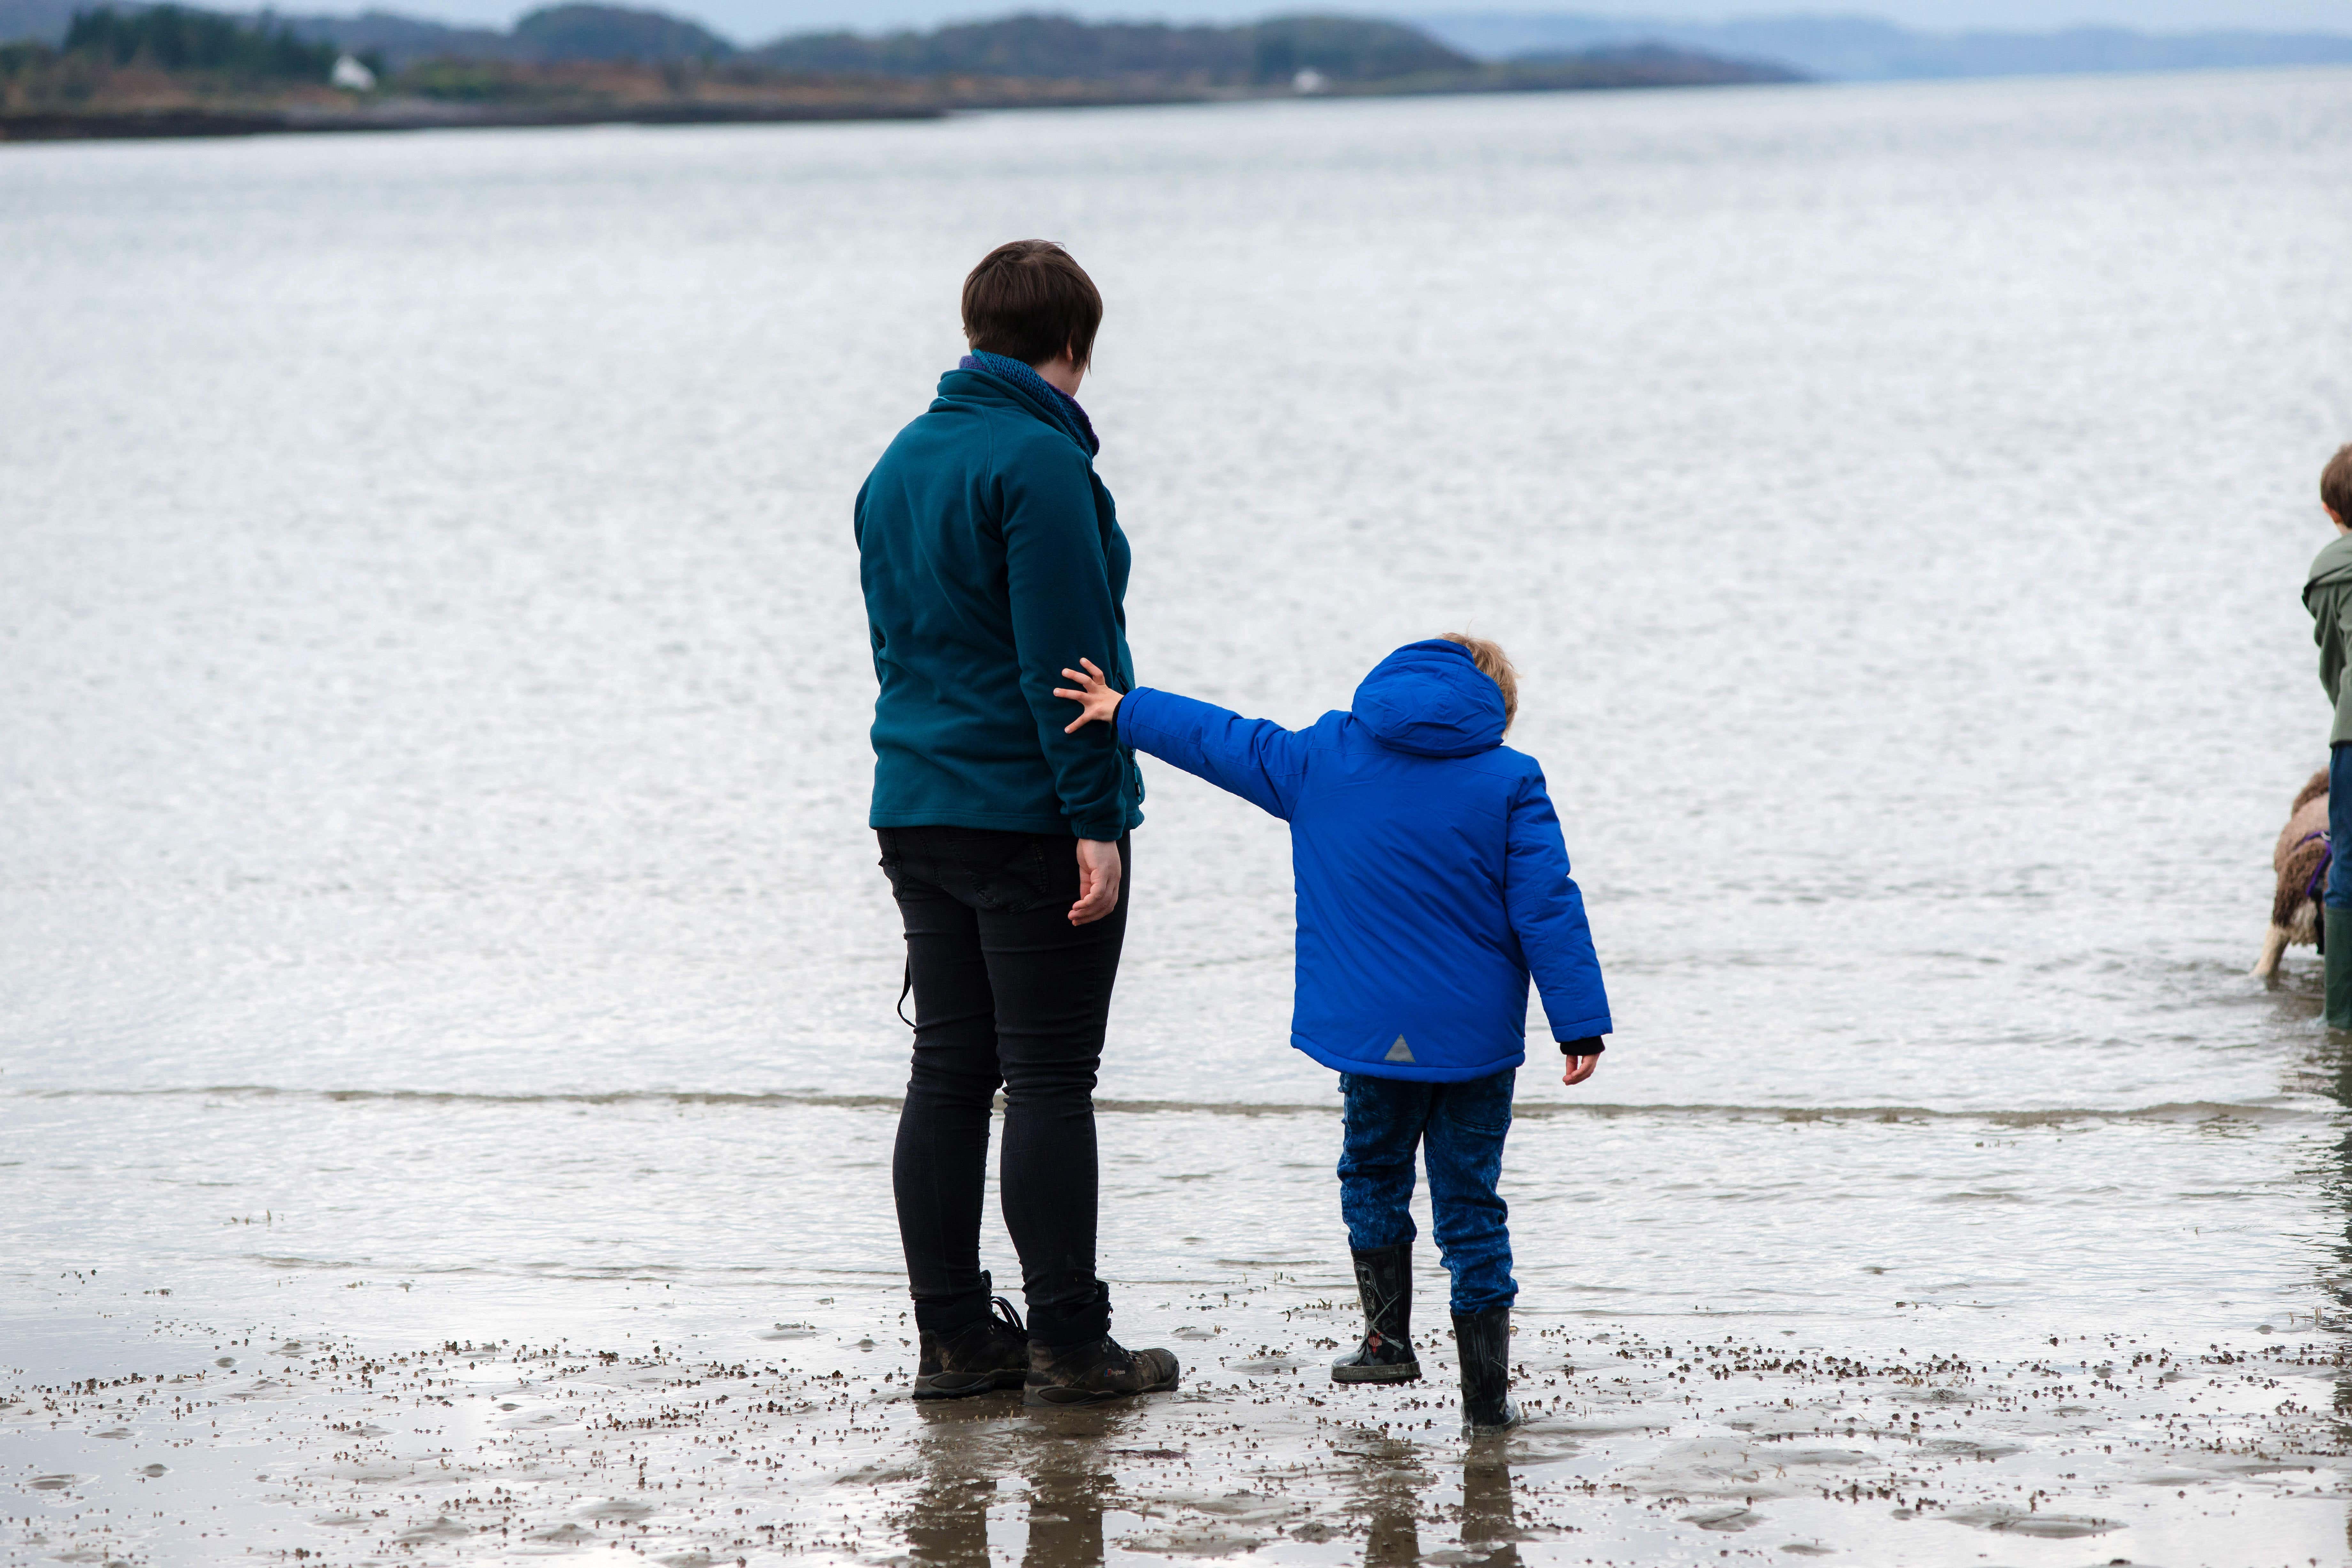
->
xmin=0 ymin=2 xmax=1790 ymax=85
xmin=750 ymin=15 xmax=1469 ymax=84
xmin=1 ymin=3 xmax=1801 ymax=141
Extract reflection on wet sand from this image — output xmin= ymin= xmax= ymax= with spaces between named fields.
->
xmin=893 ymin=1394 xmax=1542 ymax=1568
xmin=900 ymin=1404 xmax=994 ymax=1566
xmin=1348 ymin=1427 xmax=1426 ymax=1566
xmin=897 ymin=1399 xmax=1132 ymax=1568
xmin=1460 ymin=1445 xmax=1523 ymax=1568
xmin=2276 ymin=977 xmax=2352 ymax=1558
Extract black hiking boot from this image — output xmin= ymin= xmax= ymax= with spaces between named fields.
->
xmin=1021 ymin=1283 xmax=1179 ymax=1406
xmin=1024 ymin=1335 xmax=1181 ymax=1406
xmin=1331 ymin=1243 xmax=1421 ymax=1384
xmin=1452 ymin=1306 xmax=1523 ymax=1435
xmin=913 ymin=1292 xmax=1029 ymax=1401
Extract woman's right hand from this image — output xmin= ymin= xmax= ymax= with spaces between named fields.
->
xmin=1054 ymin=658 xmax=1123 ymax=733
xmin=1070 ymin=837 xmax=1122 ymax=925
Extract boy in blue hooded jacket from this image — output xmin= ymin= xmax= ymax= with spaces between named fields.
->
xmin=1055 ymin=634 xmax=1611 ymax=1433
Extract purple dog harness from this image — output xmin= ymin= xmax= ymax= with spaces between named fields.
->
xmin=2301 ymin=830 xmax=2334 ymax=904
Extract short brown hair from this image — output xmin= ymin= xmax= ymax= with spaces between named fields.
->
xmin=1439 ymin=633 xmax=1517 ymax=731
xmin=962 ymin=240 xmax=1102 ymax=369
xmin=2325 ymin=443 xmax=2352 ymax=522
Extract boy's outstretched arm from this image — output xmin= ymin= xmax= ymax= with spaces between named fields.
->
xmin=1503 ymin=773 xmax=1613 ymax=1082
xmin=1055 ymin=660 xmax=1308 ymax=820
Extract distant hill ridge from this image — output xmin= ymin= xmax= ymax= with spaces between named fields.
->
xmin=0 ymin=3 xmax=1776 ymax=82
xmin=751 ymin=15 xmax=1469 ymax=83
xmin=8 ymin=4 xmax=2346 ymax=82
xmin=0 ymin=3 xmax=1488 ymax=73
xmin=1415 ymin=11 xmax=2352 ymax=80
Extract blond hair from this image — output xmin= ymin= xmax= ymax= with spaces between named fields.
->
xmin=1438 ymin=633 xmax=1517 ymax=731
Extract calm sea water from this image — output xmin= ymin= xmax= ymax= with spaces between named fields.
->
xmin=7 ymin=67 xmax=2352 ymax=1564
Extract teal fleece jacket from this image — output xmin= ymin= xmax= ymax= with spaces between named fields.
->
xmin=855 ymin=366 xmax=1143 ymax=841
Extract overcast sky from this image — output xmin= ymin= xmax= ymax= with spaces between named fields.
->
xmin=382 ymin=1 xmax=2352 ymax=44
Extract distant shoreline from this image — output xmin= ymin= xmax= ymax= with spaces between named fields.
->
xmin=0 ymin=99 xmax=948 ymax=140
xmin=0 ymin=67 xmax=1803 ymax=145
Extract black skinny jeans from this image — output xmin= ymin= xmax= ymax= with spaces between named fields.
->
xmin=879 ymin=825 xmax=1129 ymax=1346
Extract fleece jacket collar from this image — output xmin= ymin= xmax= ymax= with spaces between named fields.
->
xmin=953 ymin=351 xmax=1100 ymax=458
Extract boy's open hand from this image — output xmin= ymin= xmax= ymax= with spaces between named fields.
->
xmin=1054 ymin=658 xmax=1122 ymax=733
xmin=1562 ymin=1054 xmax=1599 ymax=1087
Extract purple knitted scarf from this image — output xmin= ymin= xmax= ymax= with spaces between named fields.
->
xmin=959 ymin=350 xmax=1098 ymax=457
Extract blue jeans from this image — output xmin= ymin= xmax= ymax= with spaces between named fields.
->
xmin=1337 ymin=1069 xmax=1517 ymax=1315
xmin=2332 ymin=744 xmax=2352 ymax=909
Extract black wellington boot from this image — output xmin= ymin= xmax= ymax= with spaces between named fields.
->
xmin=1331 ymin=1243 xmax=1421 ymax=1384
xmin=913 ymin=1289 xmax=1029 ymax=1401
xmin=2328 ymin=906 xmax=2352 ymax=1031
xmin=1452 ymin=1306 xmax=1523 ymax=1435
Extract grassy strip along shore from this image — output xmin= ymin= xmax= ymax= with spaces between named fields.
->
xmin=0 ymin=5 xmax=1801 ymax=143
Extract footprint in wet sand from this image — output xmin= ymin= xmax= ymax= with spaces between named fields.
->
xmin=1684 ymin=1505 xmax=1761 ymax=1531
xmin=581 ymin=1498 xmax=655 ymax=1522
xmin=1942 ymin=1504 xmax=2114 ymax=1538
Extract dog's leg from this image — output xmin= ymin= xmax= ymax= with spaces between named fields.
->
xmin=2254 ymin=924 xmax=2292 ymax=981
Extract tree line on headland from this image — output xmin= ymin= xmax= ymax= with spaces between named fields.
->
xmin=0 ymin=3 xmax=1803 ymax=141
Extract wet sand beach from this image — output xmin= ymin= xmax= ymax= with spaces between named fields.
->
xmin=12 ymin=1305 xmax=2352 ymax=1566
xmin=11 ymin=1085 xmax=2352 ymax=1563
xmin=8 ymin=64 xmax=2352 ymax=1566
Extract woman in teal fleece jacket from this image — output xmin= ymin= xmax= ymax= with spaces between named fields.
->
xmin=855 ymin=369 xmax=1141 ymax=842
xmin=853 ymin=240 xmax=1174 ymax=1409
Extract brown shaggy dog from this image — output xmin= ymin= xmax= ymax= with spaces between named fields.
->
xmin=2255 ymin=769 xmax=2332 ymax=980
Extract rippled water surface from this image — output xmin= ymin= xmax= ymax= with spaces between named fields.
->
xmin=7 ymin=66 xmax=2352 ymax=1566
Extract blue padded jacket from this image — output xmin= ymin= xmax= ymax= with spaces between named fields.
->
xmin=1116 ymin=639 xmax=1612 ymax=1082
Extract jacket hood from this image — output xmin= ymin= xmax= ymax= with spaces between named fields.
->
xmin=2309 ymin=533 xmax=2352 ymax=602
xmin=1350 ymin=639 xmax=1507 ymax=758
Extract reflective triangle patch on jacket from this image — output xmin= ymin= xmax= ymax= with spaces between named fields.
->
xmin=1384 ymin=1035 xmax=1415 ymax=1063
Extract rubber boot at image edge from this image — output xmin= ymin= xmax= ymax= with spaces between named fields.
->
xmin=2328 ymin=905 xmax=2352 ymax=1030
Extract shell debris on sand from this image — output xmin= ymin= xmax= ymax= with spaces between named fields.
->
xmin=7 ymin=1281 xmax=2352 ymax=1565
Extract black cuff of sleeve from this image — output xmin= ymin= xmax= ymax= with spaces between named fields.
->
xmin=1557 ymin=1036 xmax=1606 ymax=1055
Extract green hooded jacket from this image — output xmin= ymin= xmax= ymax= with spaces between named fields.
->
xmin=2304 ymin=533 xmax=2352 ymax=746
